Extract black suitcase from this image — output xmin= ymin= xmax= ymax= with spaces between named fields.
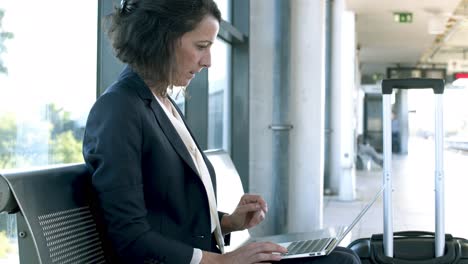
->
xmin=348 ymin=78 xmax=468 ymax=263
xmin=349 ymin=231 xmax=468 ymax=263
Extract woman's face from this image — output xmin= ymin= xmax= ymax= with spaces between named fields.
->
xmin=173 ymin=15 xmax=219 ymax=87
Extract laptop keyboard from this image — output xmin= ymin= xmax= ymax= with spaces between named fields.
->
xmin=283 ymin=237 xmax=334 ymax=256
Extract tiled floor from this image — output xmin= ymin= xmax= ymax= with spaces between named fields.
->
xmin=324 ymin=137 xmax=468 ymax=246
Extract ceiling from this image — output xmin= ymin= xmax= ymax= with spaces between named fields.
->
xmin=346 ymin=0 xmax=468 ymax=77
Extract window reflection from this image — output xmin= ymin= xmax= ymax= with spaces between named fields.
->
xmin=208 ymin=38 xmax=231 ymax=150
xmin=0 ymin=1 xmax=97 ymax=262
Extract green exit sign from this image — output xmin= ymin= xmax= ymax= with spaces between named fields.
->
xmin=394 ymin=12 xmax=413 ymax=23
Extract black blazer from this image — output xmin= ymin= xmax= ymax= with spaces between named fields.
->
xmin=83 ymin=66 xmax=226 ymax=263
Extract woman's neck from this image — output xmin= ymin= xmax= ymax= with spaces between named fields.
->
xmin=156 ymin=94 xmax=172 ymax=112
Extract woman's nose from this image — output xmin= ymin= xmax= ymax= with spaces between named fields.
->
xmin=200 ymin=50 xmax=212 ymax=68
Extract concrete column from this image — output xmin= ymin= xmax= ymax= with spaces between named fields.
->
xmin=329 ymin=0 xmax=357 ymax=200
xmin=288 ymin=0 xmax=327 ymax=232
xmin=249 ymin=0 xmax=285 ymax=236
xmin=250 ymin=0 xmax=327 ymax=235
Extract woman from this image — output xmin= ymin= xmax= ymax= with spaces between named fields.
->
xmin=83 ymin=0 xmax=360 ymax=263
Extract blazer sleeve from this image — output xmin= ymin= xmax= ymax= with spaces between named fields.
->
xmin=83 ymin=92 xmax=193 ymax=263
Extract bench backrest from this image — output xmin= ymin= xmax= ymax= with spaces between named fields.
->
xmin=0 ymin=163 xmax=111 ymax=264
xmin=0 ymin=150 xmax=247 ymax=262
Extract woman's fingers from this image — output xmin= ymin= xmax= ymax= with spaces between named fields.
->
xmin=240 ymin=194 xmax=268 ymax=212
xmin=247 ymin=241 xmax=288 ymax=254
xmin=225 ymin=242 xmax=287 ymax=264
xmin=247 ymin=210 xmax=266 ymax=227
xmin=235 ymin=202 xmax=264 ymax=214
xmin=231 ymin=203 xmax=267 ymax=229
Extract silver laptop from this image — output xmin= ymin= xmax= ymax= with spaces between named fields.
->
xmin=207 ymin=149 xmax=384 ymax=259
xmin=248 ymin=186 xmax=384 ymax=259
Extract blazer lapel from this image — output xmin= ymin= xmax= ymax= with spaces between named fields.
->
xmin=126 ymin=68 xmax=200 ymax=176
xmin=168 ymin=97 xmax=217 ymax=189
xmin=149 ymin=100 xmax=200 ymax=175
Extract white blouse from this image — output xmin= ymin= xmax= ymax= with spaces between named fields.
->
xmin=154 ymin=95 xmax=225 ymax=262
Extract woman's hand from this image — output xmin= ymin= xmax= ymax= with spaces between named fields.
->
xmin=201 ymin=242 xmax=287 ymax=264
xmin=221 ymin=194 xmax=268 ymax=234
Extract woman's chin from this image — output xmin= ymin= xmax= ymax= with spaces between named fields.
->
xmin=174 ymin=79 xmax=191 ymax=87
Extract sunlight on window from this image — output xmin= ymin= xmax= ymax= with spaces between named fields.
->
xmin=0 ymin=1 xmax=97 ymax=262
xmin=214 ymin=0 xmax=231 ymax=22
xmin=0 ymin=1 xmax=96 ymax=168
xmin=208 ymin=38 xmax=231 ymax=150
xmin=408 ymin=88 xmax=468 ymax=139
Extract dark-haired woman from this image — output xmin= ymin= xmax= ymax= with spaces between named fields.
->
xmin=83 ymin=1 xmax=360 ymax=263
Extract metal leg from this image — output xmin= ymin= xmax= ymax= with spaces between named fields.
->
xmin=16 ymin=213 xmax=40 ymax=264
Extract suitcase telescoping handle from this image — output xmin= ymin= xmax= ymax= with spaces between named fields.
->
xmin=382 ymin=78 xmax=445 ymax=94
xmin=381 ymin=78 xmax=445 ymax=258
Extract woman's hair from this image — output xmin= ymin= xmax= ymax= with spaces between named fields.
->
xmin=106 ymin=0 xmax=221 ymax=96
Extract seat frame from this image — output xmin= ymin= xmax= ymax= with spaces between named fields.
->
xmin=0 ymin=150 xmax=244 ymax=263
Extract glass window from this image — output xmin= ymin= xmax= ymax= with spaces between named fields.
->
xmin=208 ymin=38 xmax=231 ymax=151
xmin=214 ymin=0 xmax=231 ymax=22
xmin=0 ymin=1 xmax=97 ymax=262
